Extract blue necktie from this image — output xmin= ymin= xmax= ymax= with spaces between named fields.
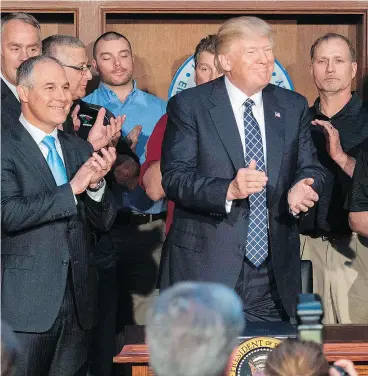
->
xmin=243 ymin=98 xmax=268 ymax=267
xmin=42 ymin=135 xmax=68 ymax=186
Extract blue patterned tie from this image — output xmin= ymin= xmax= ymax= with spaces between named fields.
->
xmin=42 ymin=135 xmax=68 ymax=186
xmin=243 ymin=98 xmax=268 ymax=267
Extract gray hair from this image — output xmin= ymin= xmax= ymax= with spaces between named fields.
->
xmin=16 ymin=55 xmax=61 ymax=87
xmin=146 ymin=282 xmax=245 ymax=376
xmin=1 ymin=12 xmax=41 ymax=38
xmin=42 ymin=34 xmax=85 ymax=58
xmin=310 ymin=33 xmax=356 ymax=62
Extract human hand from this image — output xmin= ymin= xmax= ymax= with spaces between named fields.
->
xmin=89 ymin=147 xmax=117 ymax=187
xmin=87 ymin=107 xmax=125 ymax=151
xmin=226 ymin=160 xmax=268 ymax=201
xmin=126 ymin=125 xmax=142 ymax=152
xmin=70 ymin=157 xmax=97 ymax=195
xmin=71 ymin=104 xmax=81 ymax=131
xmin=288 ymin=178 xmax=319 ymax=214
xmin=312 ymin=119 xmax=347 ymax=167
xmin=329 ymin=359 xmax=358 ymax=376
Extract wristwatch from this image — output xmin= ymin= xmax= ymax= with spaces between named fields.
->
xmin=88 ymin=179 xmax=105 ymax=192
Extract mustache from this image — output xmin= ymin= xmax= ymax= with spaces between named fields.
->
xmin=111 ymin=69 xmax=127 ymax=74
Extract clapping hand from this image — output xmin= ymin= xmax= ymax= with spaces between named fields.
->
xmin=288 ymin=178 xmax=319 ymax=215
xmin=87 ymin=108 xmax=125 ymax=151
xmin=312 ymin=119 xmax=347 ymax=166
xmin=226 ymin=160 xmax=268 ymax=201
xmin=88 ymin=147 xmax=117 ymax=186
xmin=70 ymin=147 xmax=117 ymax=194
xmin=126 ymin=125 xmax=142 ymax=152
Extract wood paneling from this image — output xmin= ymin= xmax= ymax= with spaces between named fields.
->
xmin=1 ymin=1 xmax=367 ymax=100
xmin=106 ymin=14 xmax=362 ymax=103
xmin=0 ymin=10 xmax=77 ymax=38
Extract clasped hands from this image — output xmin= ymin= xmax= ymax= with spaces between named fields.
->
xmin=226 ymin=160 xmax=319 ymax=215
xmin=70 ymin=147 xmax=117 ymax=195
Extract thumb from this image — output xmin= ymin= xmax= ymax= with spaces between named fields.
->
xmin=248 ymin=160 xmax=257 ymax=170
xmin=94 ymin=107 xmax=106 ymax=127
xmin=72 ymin=104 xmax=80 ymax=119
xmin=304 ymin=178 xmax=314 ymax=186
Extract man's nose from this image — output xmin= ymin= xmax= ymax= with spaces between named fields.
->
xmin=326 ymin=59 xmax=336 ymax=72
xmin=19 ymin=48 xmax=30 ymax=62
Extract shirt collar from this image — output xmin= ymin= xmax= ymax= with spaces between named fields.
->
xmin=312 ymin=92 xmax=362 ymax=119
xmin=224 ymin=76 xmax=263 ymax=110
xmin=19 ymin=113 xmax=59 ymax=145
xmin=1 ymin=71 xmax=19 ymax=101
xmin=98 ymin=79 xmax=138 ymax=104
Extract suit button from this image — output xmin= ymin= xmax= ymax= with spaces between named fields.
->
xmin=62 ymin=260 xmax=69 ymax=265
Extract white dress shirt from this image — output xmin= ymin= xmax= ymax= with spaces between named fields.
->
xmin=1 ymin=72 xmax=20 ymax=101
xmin=224 ymin=76 xmax=267 ymax=213
xmin=19 ymin=114 xmax=105 ymax=202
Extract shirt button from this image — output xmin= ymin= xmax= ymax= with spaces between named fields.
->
xmin=62 ymin=260 xmax=69 ymax=265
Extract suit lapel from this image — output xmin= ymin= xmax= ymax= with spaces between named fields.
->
xmin=10 ymin=121 xmax=57 ymax=191
xmin=1 ymin=79 xmax=21 ymax=121
xmin=58 ymin=131 xmax=78 ymax=181
xmin=262 ymin=85 xmax=285 ymax=205
xmin=209 ymin=77 xmax=245 ymax=171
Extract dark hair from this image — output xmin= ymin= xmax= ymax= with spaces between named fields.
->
xmin=1 ymin=12 xmax=41 ymax=36
xmin=16 ymin=55 xmax=61 ymax=87
xmin=92 ymin=31 xmax=132 ymax=59
xmin=42 ymin=34 xmax=85 ymax=57
xmin=265 ymin=338 xmax=329 ymax=376
xmin=310 ymin=33 xmax=356 ymax=62
xmin=194 ymin=34 xmax=217 ymax=68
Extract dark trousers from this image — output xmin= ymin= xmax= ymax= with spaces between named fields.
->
xmin=89 ymin=263 xmax=118 ymax=376
xmin=235 ymin=257 xmax=289 ymax=322
xmin=14 ymin=278 xmax=91 ymax=376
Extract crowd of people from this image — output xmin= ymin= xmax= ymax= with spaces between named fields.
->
xmin=1 ymin=10 xmax=367 ymax=376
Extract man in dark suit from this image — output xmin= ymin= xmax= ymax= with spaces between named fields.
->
xmin=1 ymin=55 xmax=117 ymax=376
xmin=1 ymin=12 xmax=41 ymax=123
xmin=161 ymin=16 xmax=325 ymax=322
xmin=42 ymin=33 xmax=141 ymax=376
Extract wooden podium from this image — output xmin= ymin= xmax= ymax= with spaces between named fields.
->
xmin=114 ymin=325 xmax=368 ymax=376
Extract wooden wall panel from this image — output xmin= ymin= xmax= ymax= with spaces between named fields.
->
xmin=106 ymin=16 xmax=360 ymax=103
xmin=1 ymin=1 xmax=367 ymax=102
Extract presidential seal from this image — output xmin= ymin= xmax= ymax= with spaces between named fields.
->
xmin=168 ymin=56 xmax=294 ymax=98
xmin=229 ymin=337 xmax=281 ymax=376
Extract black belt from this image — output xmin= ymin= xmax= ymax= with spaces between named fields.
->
xmin=115 ymin=211 xmax=166 ymax=226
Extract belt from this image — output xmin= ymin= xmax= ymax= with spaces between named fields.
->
xmin=115 ymin=211 xmax=166 ymax=226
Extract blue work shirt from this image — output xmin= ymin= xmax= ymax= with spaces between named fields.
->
xmin=83 ymin=80 xmax=167 ymax=214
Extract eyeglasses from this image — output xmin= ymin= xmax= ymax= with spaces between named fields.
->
xmin=62 ymin=64 xmax=92 ymax=73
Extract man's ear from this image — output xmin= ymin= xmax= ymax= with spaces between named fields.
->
xmin=351 ymin=61 xmax=358 ymax=80
xmin=92 ymin=59 xmax=98 ymax=71
xmin=17 ymin=85 xmax=29 ymax=103
xmin=218 ymin=53 xmax=231 ymax=73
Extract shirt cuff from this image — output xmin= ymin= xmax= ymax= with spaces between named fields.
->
xmin=289 ymin=206 xmax=300 ymax=218
xmin=225 ymin=199 xmax=233 ymax=213
xmin=86 ymin=180 xmax=106 ymax=202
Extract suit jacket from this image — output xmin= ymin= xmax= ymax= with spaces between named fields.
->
xmin=161 ymin=76 xmax=325 ymax=318
xmin=1 ymin=114 xmax=117 ymax=333
xmin=1 ymin=78 xmax=21 ymax=125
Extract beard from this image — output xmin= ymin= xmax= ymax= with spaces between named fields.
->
xmin=101 ymin=70 xmax=133 ymax=87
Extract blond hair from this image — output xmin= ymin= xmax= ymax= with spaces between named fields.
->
xmin=264 ymin=339 xmax=329 ymax=376
xmin=215 ymin=16 xmax=274 ymax=69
